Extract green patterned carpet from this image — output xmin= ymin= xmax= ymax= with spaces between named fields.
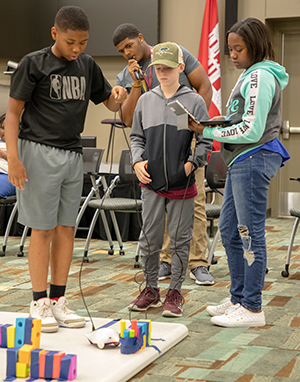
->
xmin=1 ymin=217 xmax=300 ymax=382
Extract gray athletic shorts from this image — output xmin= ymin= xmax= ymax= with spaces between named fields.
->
xmin=17 ymin=139 xmax=83 ymax=230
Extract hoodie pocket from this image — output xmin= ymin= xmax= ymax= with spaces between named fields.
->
xmin=168 ymin=161 xmax=188 ymax=189
xmin=146 ymin=158 xmax=166 ymax=191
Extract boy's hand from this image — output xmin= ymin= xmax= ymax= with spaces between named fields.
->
xmin=8 ymin=157 xmax=28 ymax=190
xmin=111 ymin=86 xmax=127 ymax=104
xmin=133 ymin=161 xmax=151 ymax=184
xmin=188 ymin=117 xmax=205 ymax=134
xmin=184 ymin=162 xmax=194 ymax=177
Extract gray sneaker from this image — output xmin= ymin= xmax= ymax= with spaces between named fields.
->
xmin=190 ymin=266 xmax=214 ymax=285
xmin=158 ymin=261 xmax=172 ymax=281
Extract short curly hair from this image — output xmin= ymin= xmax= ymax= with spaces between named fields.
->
xmin=112 ymin=23 xmax=140 ymax=46
xmin=54 ymin=6 xmax=90 ymax=32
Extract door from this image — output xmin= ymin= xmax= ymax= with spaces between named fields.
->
xmin=267 ymin=18 xmax=300 ymax=217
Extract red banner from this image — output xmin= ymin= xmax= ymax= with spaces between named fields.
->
xmin=198 ymin=0 xmax=221 ymax=152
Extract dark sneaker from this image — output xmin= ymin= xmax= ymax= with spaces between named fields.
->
xmin=158 ymin=261 xmax=172 ymax=281
xmin=128 ymin=287 xmax=162 ymax=311
xmin=190 ymin=266 xmax=214 ymax=285
xmin=162 ymin=289 xmax=183 ymax=317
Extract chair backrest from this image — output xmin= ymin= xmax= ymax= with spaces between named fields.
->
xmin=82 ymin=148 xmax=105 ymax=174
xmin=206 ymin=151 xmax=228 ymax=190
xmin=118 ymin=149 xmax=139 ymax=185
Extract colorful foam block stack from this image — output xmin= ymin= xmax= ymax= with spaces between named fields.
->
xmin=0 ymin=317 xmax=77 ymax=381
xmin=0 ymin=318 xmax=41 ymax=351
xmin=119 ymin=319 xmax=151 ymax=354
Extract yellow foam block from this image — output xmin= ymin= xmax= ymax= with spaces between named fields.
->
xmin=30 ymin=319 xmax=42 ymax=349
xmin=16 ymin=362 xmax=29 ymax=378
xmin=129 ymin=329 xmax=135 ymax=338
xmin=19 ymin=344 xmax=34 ymax=364
xmin=7 ymin=325 xmax=16 ymax=348
xmin=120 ymin=320 xmax=126 ymax=337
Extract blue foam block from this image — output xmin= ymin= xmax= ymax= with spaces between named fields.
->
xmin=15 ymin=317 xmax=26 ymax=348
xmin=44 ymin=351 xmax=59 ymax=379
xmin=137 ymin=322 xmax=148 ymax=338
xmin=58 ymin=354 xmax=72 ymax=381
xmin=0 ymin=324 xmax=12 ymax=348
xmin=30 ymin=348 xmax=44 ymax=379
xmin=24 ymin=318 xmax=34 ymax=345
xmin=6 ymin=347 xmax=19 ymax=378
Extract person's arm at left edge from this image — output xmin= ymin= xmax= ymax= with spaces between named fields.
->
xmin=103 ymin=86 xmax=127 ymax=111
xmin=188 ymin=65 xmax=212 ymax=111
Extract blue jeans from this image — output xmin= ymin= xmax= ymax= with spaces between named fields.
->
xmin=218 ymin=150 xmax=282 ymax=311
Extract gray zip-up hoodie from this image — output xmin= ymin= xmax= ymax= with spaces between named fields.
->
xmin=130 ymin=85 xmax=212 ymax=192
xmin=203 ymin=60 xmax=289 ymax=165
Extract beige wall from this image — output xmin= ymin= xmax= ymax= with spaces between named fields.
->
xmin=1 ymin=0 xmax=299 ymax=163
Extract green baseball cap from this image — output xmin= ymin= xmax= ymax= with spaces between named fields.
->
xmin=149 ymin=42 xmax=184 ymax=68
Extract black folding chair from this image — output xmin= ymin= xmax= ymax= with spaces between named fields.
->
xmin=205 ymin=151 xmax=228 ymax=267
xmin=77 ymin=149 xmax=142 ymax=263
xmin=0 ymin=196 xmax=29 ymax=257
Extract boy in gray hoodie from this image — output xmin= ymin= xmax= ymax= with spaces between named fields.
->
xmin=129 ymin=42 xmax=212 ymax=317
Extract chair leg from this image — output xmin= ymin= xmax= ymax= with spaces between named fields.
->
xmin=134 ymin=243 xmax=140 ymax=268
xmin=83 ymin=209 xmax=101 ymax=262
xmin=207 ymin=229 xmax=221 ymax=269
xmin=98 ymin=176 xmax=116 ymax=255
xmin=75 ymin=188 xmax=96 ymax=236
xmin=0 ymin=203 xmax=18 ymax=257
xmin=99 ymin=210 xmax=114 ymax=255
xmin=282 ymin=217 xmax=300 ymax=277
xmin=100 ymin=176 xmax=124 ymax=255
xmin=109 ymin=211 xmax=125 ymax=255
xmin=17 ymin=225 xmax=30 ymax=257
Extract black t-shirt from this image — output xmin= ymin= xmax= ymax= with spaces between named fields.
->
xmin=10 ymin=46 xmax=112 ymax=153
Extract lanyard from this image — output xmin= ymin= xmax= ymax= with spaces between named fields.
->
xmin=141 ymin=47 xmax=153 ymax=92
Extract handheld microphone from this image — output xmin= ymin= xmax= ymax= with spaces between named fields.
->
xmin=134 ymin=71 xmax=142 ymax=81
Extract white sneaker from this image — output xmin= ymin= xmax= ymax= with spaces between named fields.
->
xmin=51 ymin=296 xmax=86 ymax=328
xmin=30 ymin=298 xmax=59 ymax=333
xmin=211 ymin=305 xmax=266 ymax=327
xmin=206 ymin=297 xmax=236 ymax=316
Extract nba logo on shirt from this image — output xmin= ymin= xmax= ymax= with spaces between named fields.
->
xmin=50 ymin=74 xmax=86 ymax=100
xmin=50 ymin=74 xmax=62 ymax=99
